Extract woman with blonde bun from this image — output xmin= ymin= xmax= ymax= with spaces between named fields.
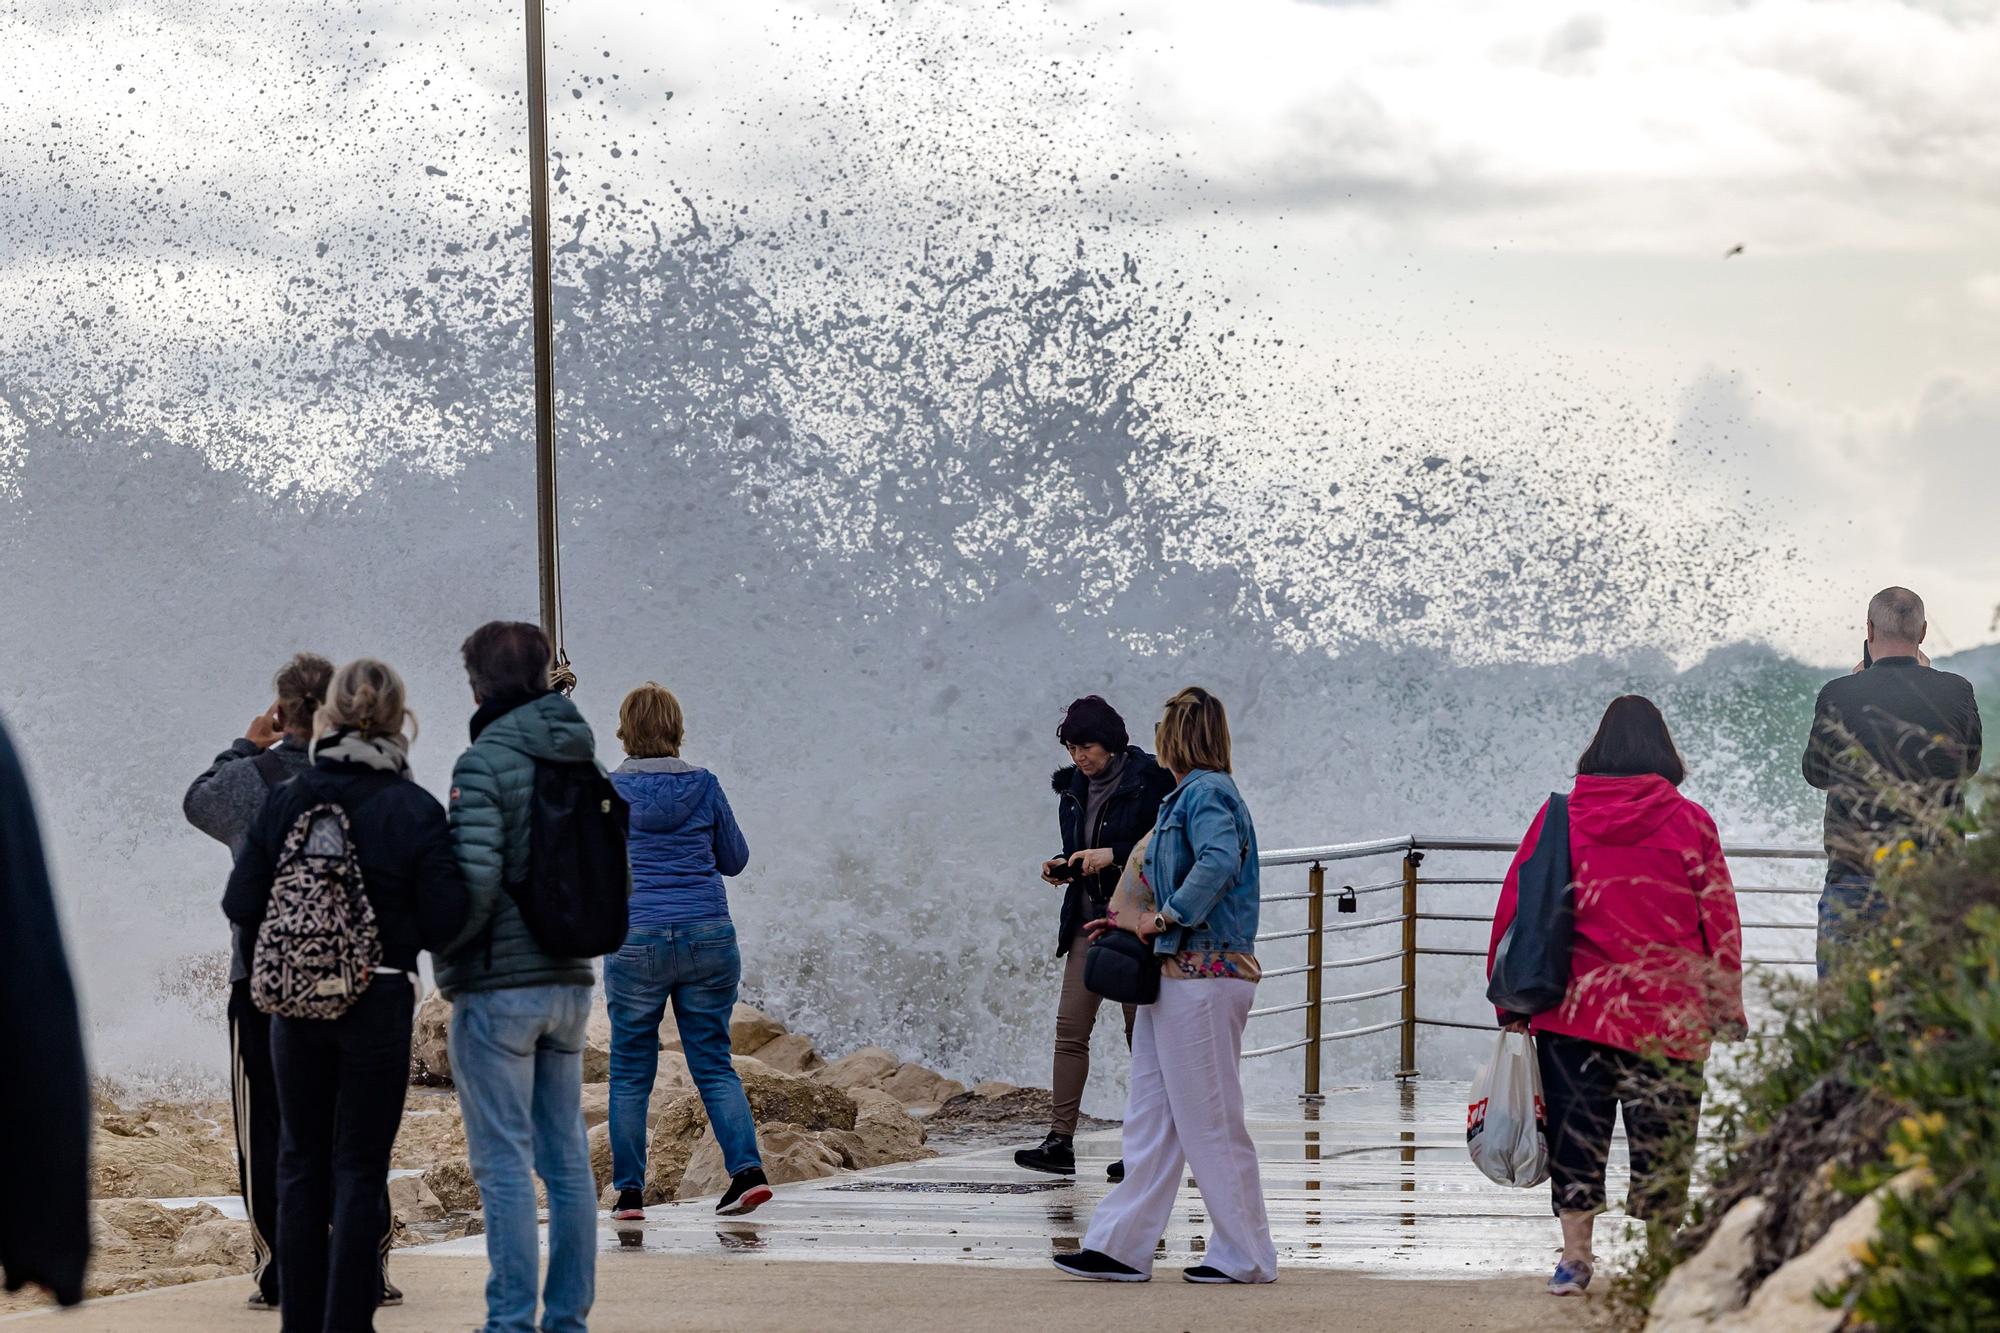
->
xmin=224 ymin=659 xmax=468 ymax=1333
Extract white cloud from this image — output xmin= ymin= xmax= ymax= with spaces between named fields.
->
xmin=1069 ymin=0 xmax=2000 ymax=254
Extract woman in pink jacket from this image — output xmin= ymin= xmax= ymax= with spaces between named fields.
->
xmin=1486 ymin=695 xmax=1746 ymax=1298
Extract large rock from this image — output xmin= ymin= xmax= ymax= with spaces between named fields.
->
xmin=1649 ymin=1198 xmax=1766 ymax=1330
xmin=588 ymin=1120 xmax=614 ymax=1199
xmin=92 ymin=1110 xmax=237 ymax=1198
xmin=392 ymin=1093 xmax=467 ymax=1169
xmin=815 ymin=1046 xmax=900 ymax=1091
xmin=94 ymin=1198 xmax=191 ymax=1252
xmin=410 ymin=992 xmax=453 ymax=1085
xmin=730 ymin=1004 xmax=788 ymax=1053
xmin=681 ymin=1123 xmax=844 ymax=1199
xmin=823 ymin=1100 xmax=934 ymax=1171
xmin=424 ymin=1157 xmax=481 ymax=1213
xmin=879 ymin=1063 xmax=966 ymax=1110
xmin=583 ymin=999 xmax=615 ymax=1083
xmin=388 ymin=1173 xmax=446 ymax=1225
xmin=170 ymin=1217 xmax=257 ymax=1269
xmin=640 ymin=1068 xmax=859 ymax=1202
xmin=746 ymin=1033 xmax=823 ymax=1075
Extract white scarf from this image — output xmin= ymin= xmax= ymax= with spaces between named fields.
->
xmin=310 ymin=727 xmax=411 ymax=775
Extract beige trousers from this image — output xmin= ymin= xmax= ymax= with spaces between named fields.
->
xmin=1050 ymin=932 xmax=1137 ymax=1137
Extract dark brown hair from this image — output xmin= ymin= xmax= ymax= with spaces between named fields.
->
xmin=1577 ymin=695 xmax=1686 ymax=787
xmin=461 ymin=621 xmax=553 ymax=702
xmin=273 ymin=653 xmax=335 ymax=735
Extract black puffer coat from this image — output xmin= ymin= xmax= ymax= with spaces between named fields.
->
xmin=1050 ymin=746 xmax=1176 ymax=956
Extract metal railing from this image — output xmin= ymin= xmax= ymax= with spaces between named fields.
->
xmin=1242 ymin=834 xmax=1822 ymax=1100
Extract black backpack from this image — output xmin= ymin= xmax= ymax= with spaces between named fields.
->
xmin=504 ymin=760 xmax=632 ymax=958
xmin=1486 ymin=792 xmax=1576 ymax=1016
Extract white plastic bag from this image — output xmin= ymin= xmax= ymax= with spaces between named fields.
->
xmin=1466 ymin=1030 xmax=1550 ymax=1188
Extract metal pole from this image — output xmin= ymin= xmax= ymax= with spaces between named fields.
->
xmin=1397 ymin=850 xmax=1422 ymax=1078
xmin=523 ymin=0 xmax=569 ymax=683
xmin=1302 ymin=863 xmax=1325 ymax=1103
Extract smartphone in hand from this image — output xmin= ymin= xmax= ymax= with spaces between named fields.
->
xmin=1862 ymin=640 xmax=1873 ymax=669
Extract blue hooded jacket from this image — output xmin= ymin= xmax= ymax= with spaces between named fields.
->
xmin=610 ymin=757 xmax=750 ymax=927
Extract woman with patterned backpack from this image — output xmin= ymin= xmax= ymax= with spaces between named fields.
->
xmin=224 ymin=659 xmax=468 ymax=1333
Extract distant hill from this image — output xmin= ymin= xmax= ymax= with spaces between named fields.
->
xmin=1939 ymin=642 xmax=2000 ymax=696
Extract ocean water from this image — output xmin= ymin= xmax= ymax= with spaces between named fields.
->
xmin=2 ymin=0 xmax=1979 ymax=1108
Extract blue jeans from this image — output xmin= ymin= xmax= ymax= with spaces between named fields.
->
xmin=604 ymin=920 xmax=761 ymax=1191
xmin=1818 ymin=871 xmax=1885 ymax=978
xmin=450 ymin=984 xmax=596 ymax=1333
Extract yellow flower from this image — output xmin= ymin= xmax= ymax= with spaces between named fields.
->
xmin=1875 ymin=846 xmax=1892 ymax=864
xmin=1853 ymin=1241 xmax=1877 ymax=1265
xmin=1891 ymin=936 xmax=1904 ymax=950
xmin=1897 ymin=839 xmax=1917 ymax=855
xmin=1914 ymin=1234 xmax=1942 ymax=1258
xmin=1923 ymin=1111 xmax=1947 ymax=1136
xmin=1870 ymin=967 xmax=1887 ymax=988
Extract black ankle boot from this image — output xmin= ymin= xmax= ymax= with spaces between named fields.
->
xmin=1014 ymin=1132 xmax=1076 ymax=1176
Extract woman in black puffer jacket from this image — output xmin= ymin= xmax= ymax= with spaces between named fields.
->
xmin=1015 ymin=695 xmax=1174 ymax=1179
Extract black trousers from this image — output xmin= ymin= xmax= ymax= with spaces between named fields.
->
xmin=231 ymin=982 xmax=400 ymax=1309
xmin=269 ymin=975 xmax=414 ymax=1333
xmin=1537 ymin=1032 xmax=1703 ymax=1223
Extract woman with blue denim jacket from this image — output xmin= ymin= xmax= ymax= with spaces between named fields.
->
xmin=602 ymin=683 xmax=770 ymax=1222
xmin=1055 ymin=687 xmax=1279 ymax=1285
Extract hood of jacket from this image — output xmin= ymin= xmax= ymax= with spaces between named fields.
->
xmin=471 ymin=691 xmax=596 ymax=764
xmin=1567 ymin=773 xmax=1686 ymax=845
xmin=614 ymin=757 xmax=712 ymax=833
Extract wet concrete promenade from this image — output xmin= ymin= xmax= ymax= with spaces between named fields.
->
xmin=12 ymin=1082 xmax=1616 ymax=1330
xmin=467 ymin=1079 xmax=1634 ymax=1276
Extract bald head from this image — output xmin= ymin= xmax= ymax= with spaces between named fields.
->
xmin=1867 ymin=586 xmax=1927 ymax=647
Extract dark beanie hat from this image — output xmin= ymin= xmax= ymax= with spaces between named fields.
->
xmin=1057 ymin=696 xmax=1129 ymax=753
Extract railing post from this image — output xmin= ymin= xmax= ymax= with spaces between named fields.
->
xmin=1302 ymin=863 xmax=1325 ymax=1103
xmin=1397 ymin=849 xmax=1423 ymax=1079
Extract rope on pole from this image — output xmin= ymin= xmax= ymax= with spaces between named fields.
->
xmin=523 ymin=0 xmax=574 ymax=694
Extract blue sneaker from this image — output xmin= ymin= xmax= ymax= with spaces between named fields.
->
xmin=1548 ymin=1258 xmax=1593 ymax=1296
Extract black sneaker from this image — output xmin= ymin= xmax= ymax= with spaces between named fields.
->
xmin=379 ymin=1277 xmax=403 ymax=1308
xmin=247 ymin=1291 xmax=278 ymax=1311
xmin=1183 ymin=1266 xmax=1244 ymax=1284
xmin=1106 ymin=1159 xmax=1125 ymax=1182
xmin=1014 ymin=1133 xmax=1076 ymax=1176
xmin=612 ymin=1188 xmax=645 ymax=1221
xmin=1053 ymin=1249 xmax=1146 ymax=1282
xmin=717 ymin=1168 xmax=773 ymax=1217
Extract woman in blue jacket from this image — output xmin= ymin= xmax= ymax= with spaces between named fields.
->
xmin=603 ymin=683 xmax=766 ymax=1221
xmin=1055 ymin=687 xmax=1278 ymax=1286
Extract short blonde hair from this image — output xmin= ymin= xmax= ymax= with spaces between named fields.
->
xmin=1155 ymin=686 xmax=1231 ymax=775
xmin=315 ymin=658 xmax=416 ymax=743
xmin=618 ymin=682 xmax=684 ymax=758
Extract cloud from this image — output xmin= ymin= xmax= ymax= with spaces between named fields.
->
xmin=1074 ymin=0 xmax=2000 ymax=254
xmin=1675 ymin=365 xmax=2000 ymax=657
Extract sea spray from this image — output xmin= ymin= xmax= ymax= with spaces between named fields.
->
xmin=1 ymin=0 xmax=1816 ymax=1106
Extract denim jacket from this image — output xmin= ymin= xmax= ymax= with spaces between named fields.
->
xmin=1146 ymin=769 xmax=1261 ymax=957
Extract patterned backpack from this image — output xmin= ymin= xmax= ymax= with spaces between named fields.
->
xmin=250 ymin=801 xmax=382 ymax=1019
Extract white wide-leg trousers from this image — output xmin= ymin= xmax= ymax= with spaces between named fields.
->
xmin=1082 ymin=975 xmax=1278 ymax=1282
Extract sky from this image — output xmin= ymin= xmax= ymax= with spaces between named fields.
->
xmin=4 ymin=0 xmax=1997 ymax=663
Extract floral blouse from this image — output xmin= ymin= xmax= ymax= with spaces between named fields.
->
xmin=1106 ymin=832 xmax=1262 ymax=983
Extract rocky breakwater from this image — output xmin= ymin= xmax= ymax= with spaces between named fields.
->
xmin=411 ymin=991 xmax=1006 ymax=1209
xmin=30 ymin=997 xmax=1035 ymax=1313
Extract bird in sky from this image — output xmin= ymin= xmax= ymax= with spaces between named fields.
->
xmin=1724 ymin=244 xmax=1745 ymax=258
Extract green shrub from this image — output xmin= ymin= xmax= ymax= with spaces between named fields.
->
xmin=1623 ymin=796 xmax=2000 ymax=1331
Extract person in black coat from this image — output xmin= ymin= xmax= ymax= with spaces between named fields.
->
xmin=1016 ymin=696 xmax=1175 ymax=1179
xmin=223 ymin=660 xmax=467 ymax=1333
xmin=0 ymin=718 xmax=90 ymax=1308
